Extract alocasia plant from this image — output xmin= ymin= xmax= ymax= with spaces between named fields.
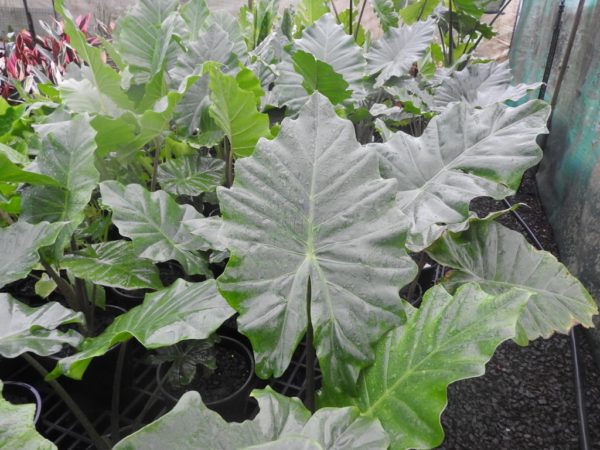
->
xmin=1 ymin=1 xmax=597 ymax=449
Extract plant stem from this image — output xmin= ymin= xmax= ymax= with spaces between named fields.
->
xmin=40 ymin=259 xmax=79 ymax=312
xmin=348 ymin=0 xmax=353 ymax=36
xmin=354 ymin=0 xmax=367 ymax=41
xmin=150 ymin=140 xmax=161 ymax=192
xmin=225 ymin=137 xmax=233 ymax=188
xmin=22 ymin=353 xmax=109 ymax=450
xmin=438 ymin=24 xmax=447 ymax=62
xmin=71 ymin=238 xmax=91 ymax=330
xmin=305 ymin=277 xmax=315 ymax=413
xmin=22 ymin=0 xmax=37 ymax=42
xmin=416 ymin=0 xmax=428 ymax=21
xmin=111 ymin=343 xmax=128 ymax=445
xmin=448 ymin=0 xmax=454 ymax=66
xmin=330 ymin=0 xmax=341 ymax=24
xmin=467 ymin=0 xmax=513 ymax=58
xmin=0 ymin=209 xmax=14 ymax=224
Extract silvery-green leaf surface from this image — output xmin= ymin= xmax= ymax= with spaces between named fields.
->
xmin=427 ymin=220 xmax=598 ymax=344
xmin=99 ymin=181 xmax=215 ymax=275
xmin=0 ymin=294 xmax=83 ymax=358
xmin=20 ymin=115 xmax=99 ymax=255
xmin=157 ymin=154 xmax=225 ymax=196
xmin=433 ymin=61 xmax=542 ymax=110
xmin=0 ymin=221 xmax=64 ymax=288
xmin=170 ymin=23 xmax=238 ymax=87
xmin=113 ymin=388 xmax=389 ymax=450
xmin=114 ymin=0 xmax=181 ymax=84
xmin=50 ymin=279 xmax=234 ymax=379
xmin=180 ymin=0 xmax=210 ymax=40
xmin=0 ymin=380 xmax=56 ymax=450
xmin=61 ymin=241 xmax=163 ymax=290
xmin=295 ymin=14 xmax=367 ymax=101
xmin=0 ymin=219 xmax=64 ymax=287
xmin=217 ymin=93 xmax=416 ymax=393
xmin=369 ymin=100 xmax=550 ymax=250
xmin=319 ymin=284 xmax=530 ymax=450
xmin=366 ymin=19 xmax=435 ymax=88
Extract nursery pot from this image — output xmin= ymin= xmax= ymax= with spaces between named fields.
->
xmin=156 ymin=335 xmax=255 ymax=422
xmin=3 ymin=381 xmax=43 ymax=423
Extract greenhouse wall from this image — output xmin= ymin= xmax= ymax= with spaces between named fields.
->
xmin=510 ymin=0 xmax=600 ymax=349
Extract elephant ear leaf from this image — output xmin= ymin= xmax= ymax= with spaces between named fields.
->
xmin=113 ymin=0 xmax=181 ymax=84
xmin=217 ymin=93 xmax=417 ymax=394
xmin=369 ymin=100 xmax=550 ymax=250
xmin=206 ymin=65 xmax=272 ymax=158
xmin=366 ymin=19 xmax=435 ymax=88
xmin=99 ymin=181 xmax=216 ymax=276
xmin=0 ymin=294 xmax=83 ymax=358
xmin=113 ymin=387 xmax=389 ymax=450
xmin=434 ymin=61 xmax=541 ymax=110
xmin=295 ymin=14 xmax=367 ymax=101
xmin=292 ymin=50 xmax=352 ymax=105
xmin=61 ymin=241 xmax=163 ymax=290
xmin=319 ymin=283 xmax=530 ymax=450
xmin=0 ymin=380 xmax=57 ymax=450
xmin=20 ymin=115 xmax=99 ymax=257
xmin=427 ymin=220 xmax=598 ymax=344
xmin=50 ymin=279 xmax=234 ymax=380
xmin=0 ymin=221 xmax=64 ymax=288
xmin=157 ymin=154 xmax=225 ymax=197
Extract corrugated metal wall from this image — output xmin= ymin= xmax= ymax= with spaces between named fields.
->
xmin=510 ymin=0 xmax=600 ymax=350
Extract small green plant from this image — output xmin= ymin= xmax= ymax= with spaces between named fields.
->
xmin=150 ymin=337 xmax=218 ymax=389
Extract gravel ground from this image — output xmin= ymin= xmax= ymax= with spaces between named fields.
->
xmin=438 ymin=170 xmax=600 ymax=449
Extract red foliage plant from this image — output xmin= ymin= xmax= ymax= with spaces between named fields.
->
xmin=1 ymin=13 xmax=102 ymax=101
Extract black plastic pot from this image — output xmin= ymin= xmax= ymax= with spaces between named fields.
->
xmin=156 ymin=335 xmax=255 ymax=422
xmin=3 ymin=381 xmax=42 ymax=423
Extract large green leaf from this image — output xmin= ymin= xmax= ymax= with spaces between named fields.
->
xmin=61 ymin=241 xmax=163 ymax=290
xmin=157 ymin=154 xmax=225 ymax=196
xmin=55 ymin=0 xmax=133 ymax=111
xmin=0 ymin=221 xmax=63 ymax=288
xmin=366 ymin=19 xmax=435 ymax=87
xmin=99 ymin=181 xmax=216 ymax=276
xmin=427 ymin=220 xmax=599 ymax=344
xmin=217 ymin=94 xmax=416 ymax=393
xmin=369 ymin=100 xmax=550 ymax=250
xmin=0 ymin=380 xmax=56 ymax=450
xmin=319 ymin=284 xmax=530 ymax=450
xmin=434 ymin=61 xmax=541 ymax=110
xmin=172 ymin=74 xmax=212 ymax=136
xmin=114 ymin=388 xmax=389 ymax=450
xmin=295 ymin=14 xmax=367 ymax=101
xmin=292 ymin=51 xmax=352 ymax=105
xmin=170 ymin=24 xmax=238 ymax=87
xmin=0 ymin=153 xmax=58 ymax=186
xmin=371 ymin=0 xmax=399 ymax=32
xmin=180 ymin=0 xmax=210 ymax=39
xmin=295 ymin=0 xmax=329 ymax=29
xmin=20 ymin=115 xmax=99 ymax=254
xmin=207 ymin=66 xmax=272 ymax=158
xmin=398 ymin=0 xmax=440 ymax=24
xmin=49 ymin=279 xmax=234 ymax=379
xmin=114 ymin=0 xmax=181 ymax=84
xmin=0 ymin=294 xmax=83 ymax=358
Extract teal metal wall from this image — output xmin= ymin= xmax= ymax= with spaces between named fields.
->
xmin=510 ymin=0 xmax=600 ymax=346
